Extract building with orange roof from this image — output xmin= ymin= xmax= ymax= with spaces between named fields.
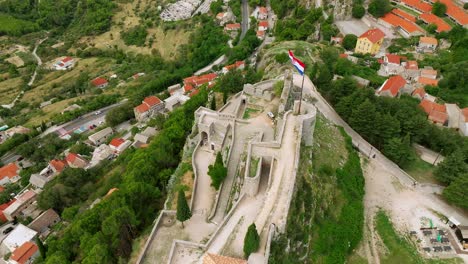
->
xmin=0 ymin=163 xmax=20 ymax=186
xmin=418 ymin=76 xmax=439 ymax=86
xmin=224 ymin=23 xmax=241 ymax=31
xmin=258 ymin=20 xmax=269 ymax=31
xmin=419 ymin=13 xmax=451 ymax=32
xmin=404 ymin=60 xmax=420 ymax=78
xmin=216 ymin=12 xmax=225 ymax=20
xmin=412 ymin=87 xmax=426 ymax=100
xmin=256 ymin=30 xmax=266 ymax=39
xmin=418 ymin=36 xmax=438 ymax=52
xmin=379 ymin=13 xmax=424 ymax=38
xmin=434 ymin=0 xmax=468 ymax=27
xmin=222 ymin=61 xmax=245 ymax=74
xmin=420 ymin=68 xmax=437 ymax=79
xmin=9 ymin=241 xmax=38 ymax=264
xmin=392 ymin=8 xmax=417 ymax=22
xmin=377 ymin=75 xmax=407 ymax=97
xmin=65 ymin=153 xmax=88 ymax=169
xmin=381 ymin=54 xmax=407 ymax=75
xmin=133 ymin=96 xmax=165 ymax=122
xmin=183 ymin=73 xmax=218 ymax=93
xmin=203 ymin=253 xmax=247 ymax=264
xmin=355 ymin=28 xmax=385 ymax=54
xmin=258 ymin=6 xmax=268 ymax=20
xmin=0 ymin=199 xmax=16 ymax=222
xmin=49 ymin=159 xmax=67 ymax=174
xmin=90 ymin=77 xmax=108 ymax=89
xmin=401 ymin=0 xmax=433 ymax=13
xmin=109 ymin=138 xmax=131 ymax=154
xmin=419 ymin=99 xmax=448 ymax=126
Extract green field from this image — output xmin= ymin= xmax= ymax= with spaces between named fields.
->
xmin=404 ymin=156 xmax=438 ymax=184
xmin=0 ymin=14 xmax=38 ymax=36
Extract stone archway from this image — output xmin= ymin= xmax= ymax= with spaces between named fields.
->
xmin=201 ymin=131 xmax=208 ymax=146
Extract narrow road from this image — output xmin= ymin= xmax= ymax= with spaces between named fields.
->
xmin=194 ymin=55 xmax=227 ymax=75
xmin=240 ymin=0 xmax=249 ymax=41
xmin=28 ymin=37 xmax=47 ymax=86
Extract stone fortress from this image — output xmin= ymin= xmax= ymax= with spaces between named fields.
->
xmin=137 ymin=70 xmax=318 ymax=264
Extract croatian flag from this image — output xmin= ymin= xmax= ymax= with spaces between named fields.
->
xmin=288 ymin=50 xmax=305 ymax=75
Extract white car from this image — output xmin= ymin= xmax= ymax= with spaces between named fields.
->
xmin=267 ymin=112 xmax=275 ymax=119
xmin=94 ymin=111 xmax=102 ymax=115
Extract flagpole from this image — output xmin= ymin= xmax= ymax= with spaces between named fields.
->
xmin=298 ymin=72 xmax=305 ymax=114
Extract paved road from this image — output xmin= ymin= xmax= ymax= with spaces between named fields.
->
xmin=194 ymin=55 xmax=227 ymax=75
xmin=240 ymin=0 xmax=249 ymax=41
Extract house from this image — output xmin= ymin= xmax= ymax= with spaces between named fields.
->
xmin=419 ymin=99 xmax=448 ymax=126
xmin=256 ymin=30 xmax=266 ymax=39
xmin=203 ymin=253 xmax=247 ymax=264
xmin=49 ymin=159 xmax=67 ymax=174
xmin=222 ymin=61 xmax=245 ymax=74
xmin=420 ymin=68 xmax=437 ymax=79
xmin=133 ymin=127 xmax=157 ymax=145
xmin=216 ymin=12 xmax=226 ymax=20
xmin=419 ymin=13 xmax=451 ymax=32
xmin=183 ymin=73 xmax=218 ymax=93
xmin=418 ymin=36 xmax=438 ymax=53
xmin=377 ymin=75 xmax=407 ymax=97
xmin=412 ymin=88 xmax=427 ymax=100
xmin=8 ymin=241 xmax=39 ymax=264
xmin=404 ymin=60 xmax=419 ymax=79
xmin=28 ymin=209 xmax=60 ymax=236
xmin=459 ymin=108 xmax=468 ymax=136
xmin=355 ymin=28 xmax=385 ymax=54
xmin=29 ymin=159 xmax=67 ymax=189
xmin=134 ymin=96 xmax=165 ymax=122
xmin=224 ymin=23 xmax=241 ymax=31
xmin=391 ymin=8 xmax=416 ymax=22
xmin=257 ymin=6 xmax=268 ymax=20
xmin=109 ymin=138 xmax=132 ymax=154
xmin=89 ymin=144 xmax=113 ymax=168
xmin=381 ymin=54 xmax=406 ymax=75
xmin=3 ymin=190 xmax=38 ymax=221
xmin=432 ymin=0 xmax=468 ymax=27
xmin=1 ymin=224 xmax=37 ymax=252
xmin=0 ymin=200 xmax=16 ymax=222
xmin=53 ymin=57 xmax=74 ymax=71
xmin=65 ymin=153 xmax=88 ymax=168
xmin=400 ymin=0 xmax=432 ymax=13
xmin=164 ymin=93 xmax=190 ymax=112
xmin=91 ymin=77 xmax=109 ymax=89
xmin=88 ymin=127 xmax=113 ymax=146
xmin=417 ymin=76 xmax=438 ymax=87
xmin=379 ymin=13 xmax=424 ymax=38
xmin=258 ymin=20 xmax=269 ymax=31
xmin=0 ymin=163 xmax=21 ymax=186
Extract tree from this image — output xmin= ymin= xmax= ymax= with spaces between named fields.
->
xmin=442 ymin=174 xmax=468 ymax=209
xmin=383 ymin=134 xmax=413 ymax=167
xmin=349 ymin=100 xmax=377 ymax=141
xmin=243 ymin=223 xmax=260 ymax=257
xmin=427 ymin=23 xmax=438 ymax=34
xmin=210 ymin=97 xmax=216 ymax=110
xmin=208 ymin=152 xmax=228 ymax=190
xmin=105 ymin=103 xmax=134 ymax=127
xmin=343 ymin=34 xmax=358 ymax=50
xmin=176 ymin=190 xmax=191 ymax=227
xmin=368 ymin=0 xmax=392 ymax=18
xmin=434 ymin=151 xmax=467 ymax=185
xmin=36 ymin=237 xmax=47 ymax=259
xmin=352 ymin=4 xmax=366 ymax=18
xmin=432 ymin=1 xmax=447 ymax=17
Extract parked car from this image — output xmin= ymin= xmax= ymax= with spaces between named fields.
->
xmin=94 ymin=111 xmax=102 ymax=115
xmin=267 ymin=112 xmax=275 ymax=119
xmin=3 ymin=226 xmax=13 ymax=234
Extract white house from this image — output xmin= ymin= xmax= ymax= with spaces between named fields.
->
xmin=459 ymin=108 xmax=468 ymax=136
xmin=88 ymin=127 xmax=113 ymax=146
xmin=54 ymin=57 xmax=74 ymax=70
xmin=1 ymin=224 xmax=37 ymax=252
xmin=0 ymin=163 xmax=21 ymax=186
xmin=109 ymin=138 xmax=132 ymax=154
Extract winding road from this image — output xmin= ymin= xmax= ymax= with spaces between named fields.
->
xmin=239 ymin=0 xmax=249 ymax=41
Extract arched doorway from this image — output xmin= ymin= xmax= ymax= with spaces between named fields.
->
xmin=201 ymin=131 xmax=208 ymax=146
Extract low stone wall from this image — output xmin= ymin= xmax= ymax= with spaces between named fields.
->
xmin=166 ymin=239 xmax=205 ymax=264
xmin=136 ymin=210 xmax=176 ymax=264
xmin=263 ymin=223 xmax=277 ymax=264
xmin=190 ymin=140 xmax=202 ymax=210
xmin=244 ymin=155 xmax=263 ymax=197
xmin=278 ymin=71 xmax=293 ymax=116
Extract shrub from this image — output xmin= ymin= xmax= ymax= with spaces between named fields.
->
xmin=352 ymin=4 xmax=366 ymax=18
xmin=243 ymin=223 xmax=260 ymax=257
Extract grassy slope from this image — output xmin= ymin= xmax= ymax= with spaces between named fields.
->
xmin=0 ymin=77 xmax=23 ymax=104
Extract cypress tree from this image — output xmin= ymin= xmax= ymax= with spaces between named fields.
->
xmin=243 ymin=223 xmax=260 ymax=258
xmin=36 ymin=237 xmax=47 ymax=259
xmin=176 ymin=190 xmax=191 ymax=228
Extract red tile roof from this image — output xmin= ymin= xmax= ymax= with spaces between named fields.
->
xmin=225 ymin=23 xmax=241 ymax=30
xmin=419 ymin=99 xmax=447 ymax=124
xmin=257 ymin=30 xmax=265 ymax=37
xmin=461 ymin=108 xmax=468 ymax=122
xmin=339 ymin=53 xmax=349 ymax=58
xmin=385 ymin=54 xmax=405 ymax=64
xmin=66 ymin=153 xmax=79 ymax=164
xmin=223 ymin=61 xmax=245 ymax=71
xmin=184 ymin=83 xmax=194 ymax=93
xmin=62 ymin=57 xmax=73 ymax=63
xmin=380 ymin=13 xmax=423 ymax=33
xmin=392 ymin=8 xmax=417 ymax=22
xmin=49 ymin=159 xmax=67 ymax=173
xmin=412 ymin=87 xmax=426 ymax=98
xmin=109 ymin=138 xmax=125 ymax=148
xmin=418 ymin=76 xmax=438 ymax=86
xmin=437 ymin=0 xmax=468 ymax=26
xmin=189 ymin=89 xmax=200 ymax=97
xmin=11 ymin=241 xmax=38 ymax=264
xmin=0 ymin=199 xmax=15 ymax=222
xmin=0 ymin=163 xmax=19 ymax=180
xmin=379 ymin=75 xmax=406 ymax=97
xmin=259 ymin=7 xmax=268 ymax=14
xmin=359 ymin=28 xmax=385 ymax=43
xmin=259 ymin=20 xmax=269 ymax=28
xmin=135 ymin=103 xmax=150 ymax=113
xmin=401 ymin=0 xmax=433 ymax=13
xmin=183 ymin=73 xmax=218 ymax=88
xmin=419 ymin=13 xmax=451 ymax=32
xmin=91 ymin=77 xmax=108 ymax=87
xmin=143 ymin=96 xmax=162 ymax=107
xmin=420 ymin=36 xmax=438 ymax=45
xmin=405 ymin=60 xmax=418 ymax=70
xmin=216 ymin=12 xmax=224 ymax=19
